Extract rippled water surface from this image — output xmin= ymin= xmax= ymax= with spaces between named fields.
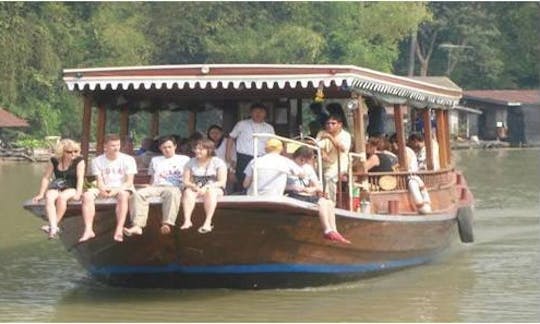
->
xmin=0 ymin=149 xmax=539 ymax=322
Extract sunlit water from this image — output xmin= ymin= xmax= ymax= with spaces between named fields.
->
xmin=0 ymin=149 xmax=538 ymax=322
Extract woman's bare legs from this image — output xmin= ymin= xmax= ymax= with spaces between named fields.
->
xmin=55 ymin=188 xmax=76 ymax=225
xmin=180 ymin=188 xmax=197 ymax=229
xmin=44 ymin=190 xmax=60 ymax=237
xmin=199 ymin=188 xmax=222 ymax=233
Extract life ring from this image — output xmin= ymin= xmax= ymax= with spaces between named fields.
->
xmin=457 ymin=206 xmax=474 ymax=243
xmin=408 ymin=175 xmax=432 ymax=214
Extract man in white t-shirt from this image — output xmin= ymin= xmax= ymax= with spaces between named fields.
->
xmin=316 ymin=113 xmax=351 ymax=203
xmin=124 ymin=136 xmax=190 ymax=237
xmin=243 ymin=138 xmax=303 ymax=196
xmin=226 ymin=102 xmax=275 ymax=191
xmin=79 ymin=134 xmax=137 ymax=243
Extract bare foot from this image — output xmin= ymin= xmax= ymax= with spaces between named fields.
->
xmin=78 ymin=231 xmax=95 ymax=243
xmin=113 ymin=232 xmax=123 ymax=242
xmin=123 ymin=226 xmax=143 ymax=237
xmin=160 ymin=224 xmax=172 ymax=235
xmin=180 ymin=222 xmax=192 ymax=230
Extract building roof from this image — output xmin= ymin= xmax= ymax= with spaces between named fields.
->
xmin=0 ymin=107 xmax=29 ymax=128
xmin=407 ymin=76 xmax=462 ymax=92
xmin=463 ymin=90 xmax=540 ymax=106
xmin=63 ymin=64 xmax=462 ymax=109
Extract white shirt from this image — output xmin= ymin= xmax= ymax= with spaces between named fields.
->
xmin=244 ymin=153 xmax=303 ymax=196
xmin=92 ymin=153 xmax=137 ymax=188
xmin=286 ymin=163 xmax=320 ymax=194
xmin=405 ymin=146 xmax=419 ymax=172
xmin=316 ymin=129 xmax=352 ymax=172
xmin=185 ymin=157 xmax=227 ymax=187
xmin=149 ymin=154 xmax=190 ymax=187
xmin=229 ymin=119 xmax=275 ymax=156
xmin=215 ymin=138 xmax=236 ymax=166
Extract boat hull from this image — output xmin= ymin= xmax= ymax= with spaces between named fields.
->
xmin=24 ymin=196 xmax=459 ymax=289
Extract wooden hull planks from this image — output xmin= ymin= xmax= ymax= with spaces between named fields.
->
xmin=23 ymin=196 xmax=459 ymax=289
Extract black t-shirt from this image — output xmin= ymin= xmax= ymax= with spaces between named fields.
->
xmin=369 ymin=153 xmax=395 ymax=173
xmin=51 ymin=156 xmax=83 ymax=188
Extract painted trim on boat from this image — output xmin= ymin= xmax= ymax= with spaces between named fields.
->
xmin=88 ymin=256 xmax=431 ymax=276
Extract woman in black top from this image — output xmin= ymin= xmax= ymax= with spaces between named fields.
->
xmin=364 ymin=137 xmax=397 ymax=172
xmin=32 ymin=139 xmax=85 ymax=239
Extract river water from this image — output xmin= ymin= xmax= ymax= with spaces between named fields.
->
xmin=0 ymin=149 xmax=538 ymax=322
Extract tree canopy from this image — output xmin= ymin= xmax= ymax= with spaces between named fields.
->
xmin=0 ymin=2 xmax=537 ymax=140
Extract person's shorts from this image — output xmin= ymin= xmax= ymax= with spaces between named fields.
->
xmin=85 ymin=186 xmax=135 ymax=199
xmin=286 ymin=192 xmax=319 ymax=204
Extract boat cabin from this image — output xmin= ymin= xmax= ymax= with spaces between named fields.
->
xmin=64 ymin=64 xmax=463 ymax=213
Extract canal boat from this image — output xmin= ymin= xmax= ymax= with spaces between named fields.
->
xmin=23 ymin=64 xmax=475 ymax=289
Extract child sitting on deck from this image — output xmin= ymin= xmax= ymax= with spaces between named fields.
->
xmin=286 ymin=146 xmax=350 ymax=244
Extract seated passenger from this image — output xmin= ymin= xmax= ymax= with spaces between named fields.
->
xmin=207 ymin=124 xmax=237 ymax=193
xmin=80 ymin=134 xmax=137 ymax=242
xmin=181 ymin=139 xmax=227 ymax=234
xmin=407 ymin=133 xmax=427 ymax=170
xmin=124 ymin=135 xmax=190 ymax=237
xmin=286 ymin=147 xmax=350 ymax=244
xmin=389 ymin=133 xmax=419 ymax=172
xmin=364 ymin=137 xmax=397 ymax=172
xmin=135 ymin=137 xmax=154 ymax=155
xmin=243 ymin=138 xmax=303 ymax=196
xmin=32 ymin=139 xmax=85 ymax=239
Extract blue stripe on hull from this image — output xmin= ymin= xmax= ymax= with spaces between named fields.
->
xmin=89 ymin=256 xmax=431 ymax=276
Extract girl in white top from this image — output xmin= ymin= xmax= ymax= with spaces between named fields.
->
xmin=181 ymin=139 xmax=227 ymax=234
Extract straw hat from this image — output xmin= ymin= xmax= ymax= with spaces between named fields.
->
xmin=265 ymin=138 xmax=283 ymax=153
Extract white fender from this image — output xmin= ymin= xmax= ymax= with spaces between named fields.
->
xmin=408 ymin=175 xmax=431 ymax=214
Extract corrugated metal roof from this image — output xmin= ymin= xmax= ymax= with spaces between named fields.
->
xmin=63 ymin=64 xmax=462 ymax=109
xmin=464 ymin=90 xmax=540 ymax=106
xmin=0 ymin=107 xmax=29 ymax=128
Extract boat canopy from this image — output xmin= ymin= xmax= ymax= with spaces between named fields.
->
xmin=63 ymin=64 xmax=461 ymax=109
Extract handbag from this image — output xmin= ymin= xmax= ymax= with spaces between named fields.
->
xmin=48 ymin=178 xmax=68 ymax=190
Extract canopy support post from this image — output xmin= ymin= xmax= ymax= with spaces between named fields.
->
xmin=422 ymin=108 xmax=434 ymax=170
xmin=393 ymin=104 xmax=407 ymax=171
xmin=96 ymin=104 xmax=106 ymax=155
xmin=81 ymin=95 xmax=92 ymax=164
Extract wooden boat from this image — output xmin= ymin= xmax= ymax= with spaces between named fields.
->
xmin=23 ymin=64 xmax=475 ymax=289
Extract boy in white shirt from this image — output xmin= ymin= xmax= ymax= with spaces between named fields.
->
xmin=79 ymin=134 xmax=137 ymax=243
xmin=124 ymin=136 xmax=190 ymax=236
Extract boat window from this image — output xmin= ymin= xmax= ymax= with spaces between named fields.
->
xmin=196 ymin=107 xmax=223 ymax=135
xmin=159 ymin=110 xmax=191 ymax=137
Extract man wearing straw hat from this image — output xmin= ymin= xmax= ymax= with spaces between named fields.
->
xmin=243 ymin=138 xmax=303 ymax=196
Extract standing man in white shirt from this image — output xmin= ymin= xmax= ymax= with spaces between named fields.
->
xmin=316 ymin=112 xmax=351 ymax=204
xmin=124 ymin=135 xmax=190 ymax=237
xmin=79 ymin=134 xmax=138 ymax=243
xmin=226 ymin=102 xmax=275 ymax=191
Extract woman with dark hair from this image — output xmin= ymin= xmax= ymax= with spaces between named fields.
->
xmin=181 ymin=139 xmax=227 ymax=234
xmin=207 ymin=124 xmax=236 ymax=168
xmin=208 ymin=124 xmax=236 ymax=192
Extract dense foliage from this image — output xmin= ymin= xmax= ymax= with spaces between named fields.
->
xmin=0 ymin=2 xmax=538 ymax=140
